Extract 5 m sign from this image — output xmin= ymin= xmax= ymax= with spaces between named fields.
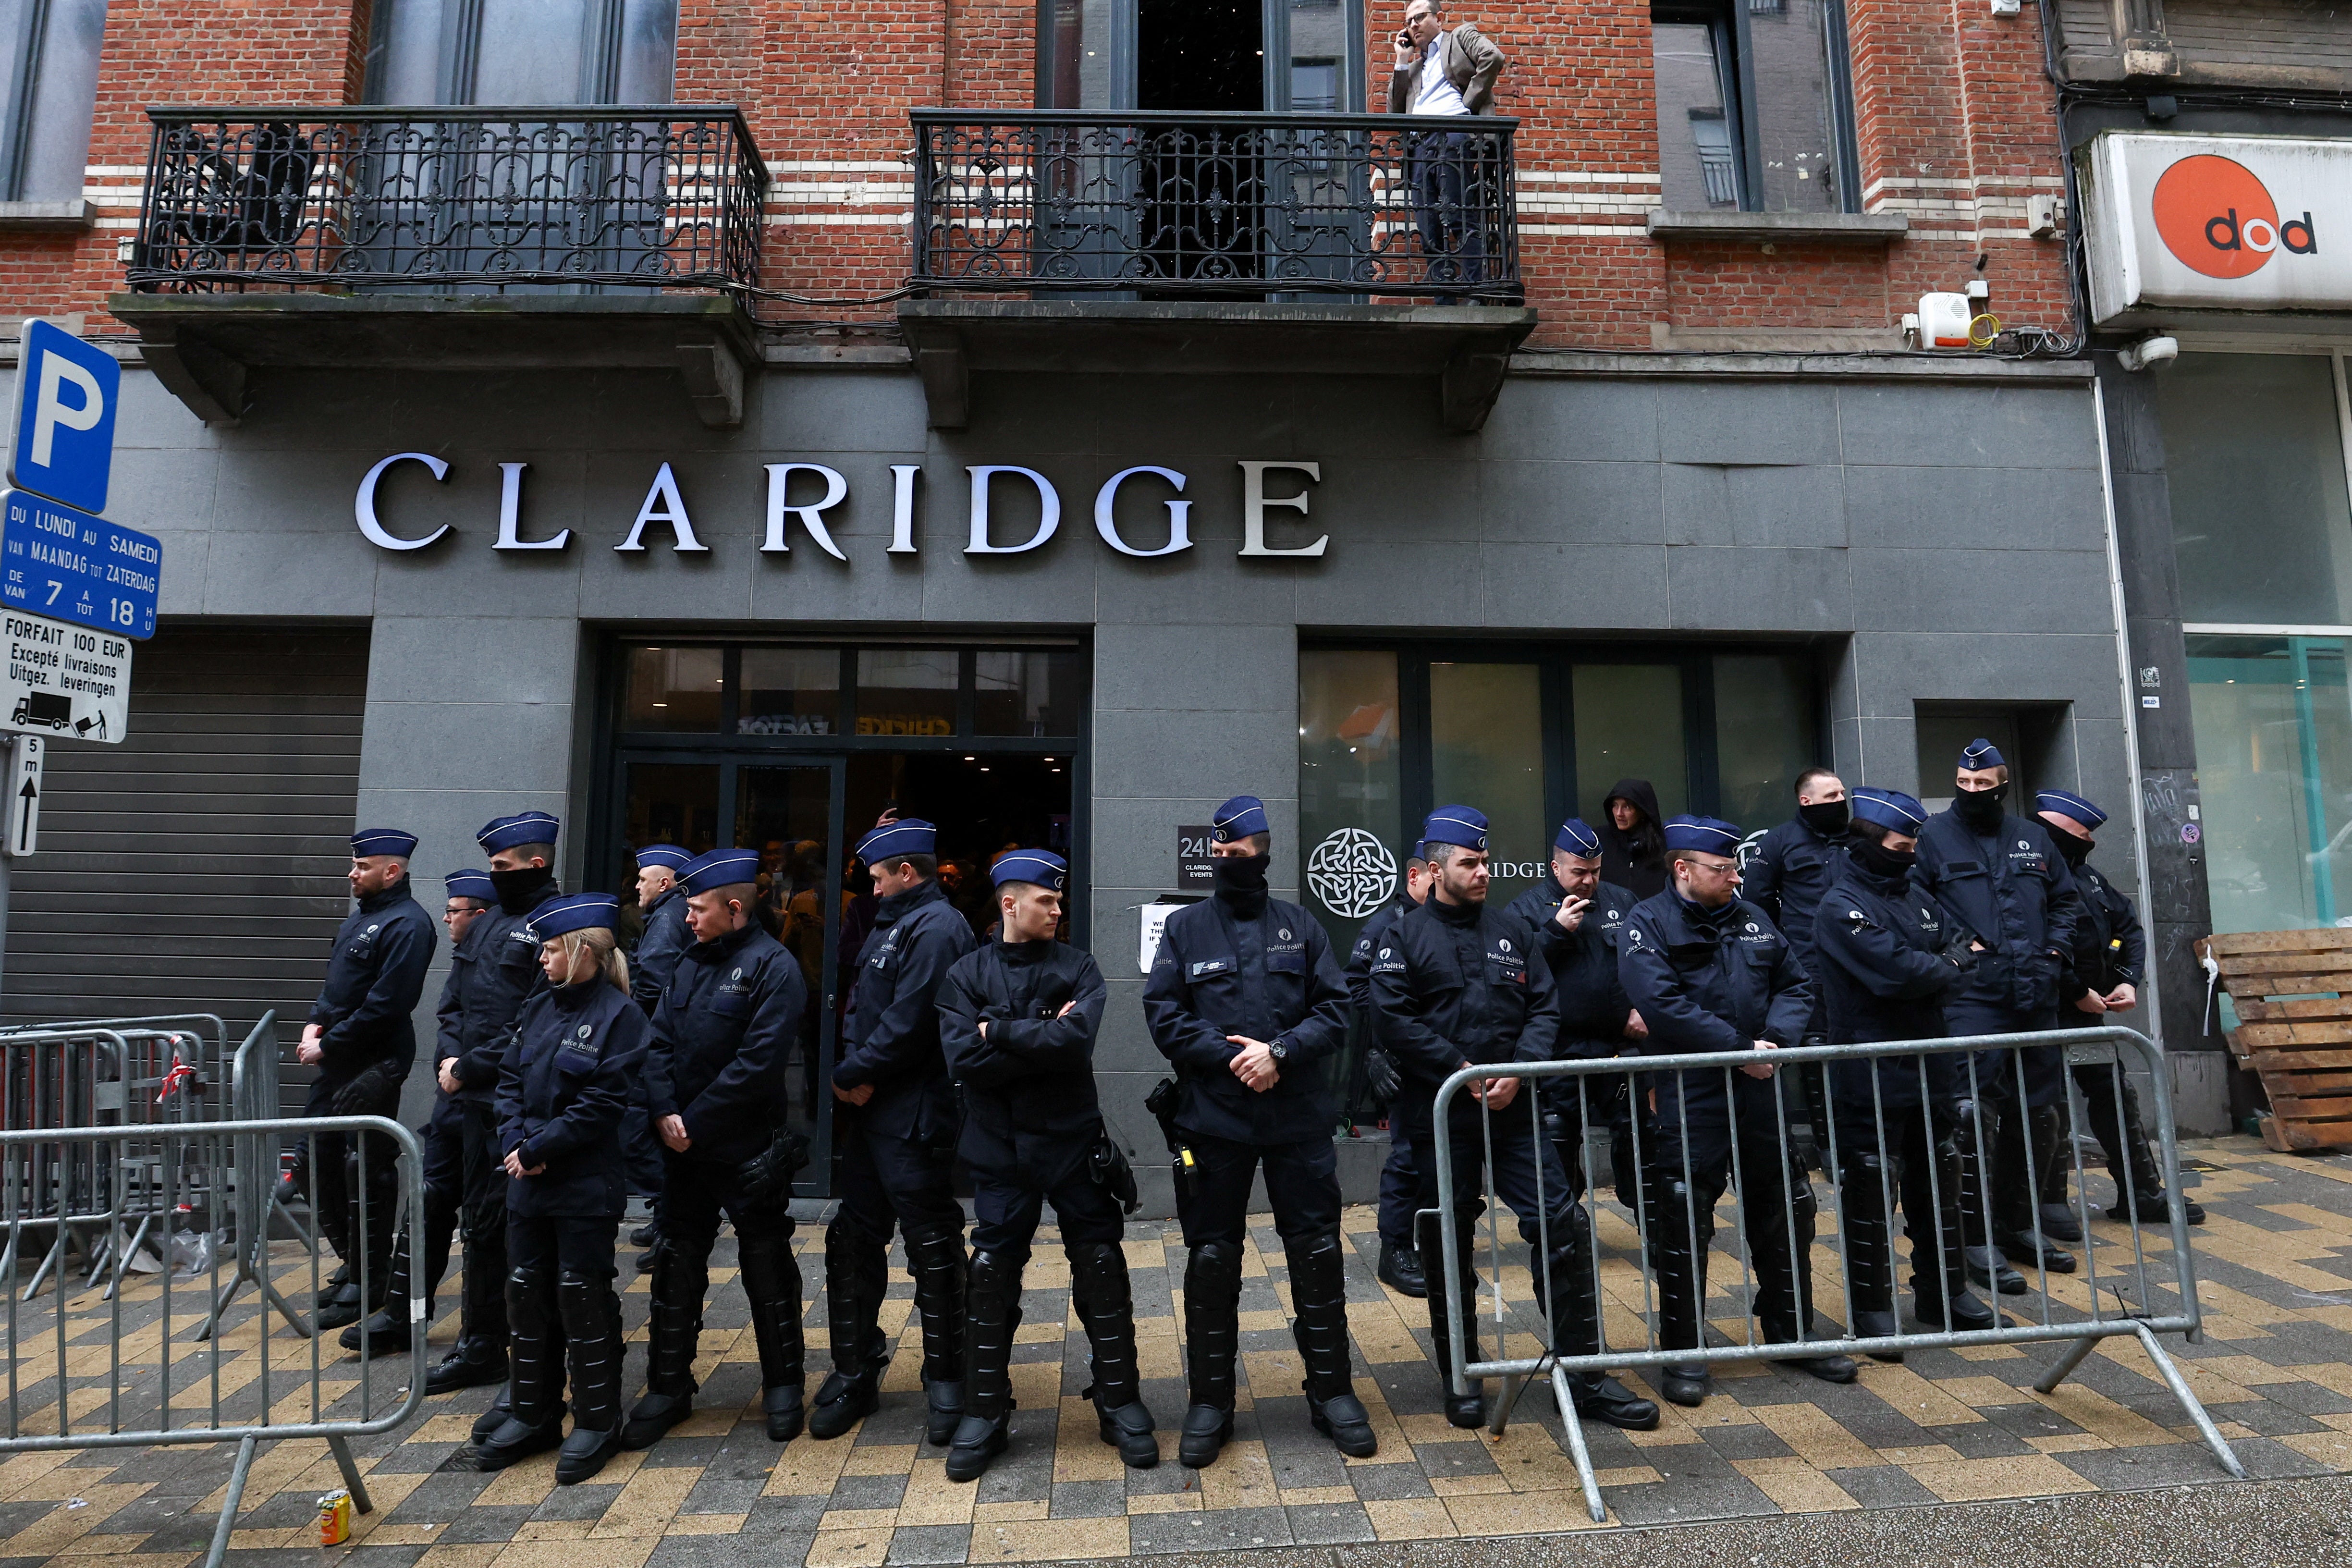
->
xmin=0 ymin=489 xmax=158 ymax=639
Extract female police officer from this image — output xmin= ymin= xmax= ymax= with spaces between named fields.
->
xmin=472 ymin=892 xmax=648 ymax=1486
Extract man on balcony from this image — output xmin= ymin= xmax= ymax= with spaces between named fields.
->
xmin=1390 ymin=0 xmax=1505 ymax=286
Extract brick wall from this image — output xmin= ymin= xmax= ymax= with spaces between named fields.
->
xmin=21 ymin=0 xmax=2070 ymax=352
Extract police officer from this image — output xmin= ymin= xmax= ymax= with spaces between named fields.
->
xmin=474 ymin=894 xmax=649 ymax=1485
xmin=300 ymin=828 xmax=436 ymax=1332
xmin=1347 ymin=842 xmax=1431 ymax=1297
xmin=936 ymin=850 xmax=1156 ymax=1482
xmin=625 ymin=844 xmax=692 ymax=1258
xmin=1501 ymin=819 xmax=1646 ymax=1208
xmin=1812 ymin=789 xmax=1996 ymax=1351
xmin=1143 ymin=795 xmax=1373 ymax=1467
xmin=626 ymin=847 xmax=811 ymax=1448
xmin=817 ymin=817 xmax=978 ymax=1445
xmin=1619 ymin=816 xmax=1856 ymax=1408
xmin=1913 ymin=741 xmax=2083 ymax=1289
xmin=2034 ymin=791 xmax=2205 ymax=1229
xmin=343 ymin=869 xmax=494 ymax=1357
xmin=1743 ymin=769 xmax=1850 ymax=1164
xmin=426 ymin=811 xmax=566 ymax=1396
xmin=1373 ymin=807 xmax=1657 ymax=1434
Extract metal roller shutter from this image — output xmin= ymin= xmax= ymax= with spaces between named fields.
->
xmin=0 ymin=625 xmax=370 ymax=1114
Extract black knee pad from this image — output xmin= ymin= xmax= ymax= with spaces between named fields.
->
xmin=1186 ymin=1239 xmax=1243 ymax=1305
xmin=505 ymin=1265 xmax=552 ymax=1331
xmin=557 ymin=1270 xmax=612 ymax=1338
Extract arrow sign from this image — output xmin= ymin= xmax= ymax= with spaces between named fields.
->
xmin=6 ymin=734 xmax=42 ymax=857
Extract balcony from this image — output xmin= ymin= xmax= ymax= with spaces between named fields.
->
xmin=110 ymin=107 xmax=768 ymax=427
xmin=901 ymin=110 xmax=1538 ymax=432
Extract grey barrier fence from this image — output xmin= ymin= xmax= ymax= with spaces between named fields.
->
xmin=0 ymin=1108 xmax=427 ymax=1568
xmin=1428 ymin=1025 xmax=2235 ymax=1524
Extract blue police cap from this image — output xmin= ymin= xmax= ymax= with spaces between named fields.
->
xmin=1959 ymin=737 xmax=2006 ymax=771
xmin=991 ymin=849 xmax=1068 ymax=891
xmin=445 ymin=868 xmax=495 ymax=901
xmin=678 ymin=847 xmax=761 ymax=896
xmin=1849 ymin=788 xmax=1927 ymax=833
xmin=635 ymin=843 xmax=692 ymax=871
xmin=1408 ymin=840 xmax=1429 ymax=864
xmin=529 ymin=892 xmax=620 ymax=942
xmin=1555 ymin=818 xmax=1603 ymax=858
xmin=1662 ymin=816 xmax=1743 ymax=856
xmin=350 ymin=828 xmax=417 ymax=858
xmin=478 ymin=811 xmax=561 ymax=855
xmin=1421 ymin=806 xmax=1489 ymax=852
xmin=1211 ymin=796 xmax=1270 ymax=843
xmin=2035 ymin=789 xmax=2106 ymax=830
xmin=857 ymin=818 xmax=936 ymax=862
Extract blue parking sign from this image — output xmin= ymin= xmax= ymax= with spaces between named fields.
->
xmin=9 ymin=319 xmax=119 ymax=515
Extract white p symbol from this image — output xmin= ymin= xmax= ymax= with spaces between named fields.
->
xmin=32 ymin=350 xmax=101 ymax=468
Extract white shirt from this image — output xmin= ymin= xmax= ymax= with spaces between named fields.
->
xmin=1411 ymin=34 xmax=1470 ymax=115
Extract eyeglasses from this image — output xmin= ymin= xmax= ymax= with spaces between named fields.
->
xmin=1685 ymin=858 xmax=1739 ymax=877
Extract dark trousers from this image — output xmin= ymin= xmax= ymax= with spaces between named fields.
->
xmin=832 ymin=1110 xmax=965 ymax=1241
xmin=1946 ymin=1001 xmax=2061 ymax=1245
xmin=458 ymin=1099 xmax=512 ymax=1348
xmin=1830 ymin=1100 xmax=1969 ymax=1311
xmin=410 ymin=1094 xmax=464 ymax=1306
xmin=1411 ymin=130 xmax=1486 ymax=285
xmin=1174 ymin=1132 xmax=1342 ymax=1248
xmin=826 ymin=1107 xmax=964 ymax=1384
xmin=303 ymin=1073 xmax=401 ymax=1298
xmin=1377 ymin=1117 xmax=1417 ymax=1249
xmin=649 ymin=1149 xmax=802 ymax=1396
xmin=507 ymin=1212 xmax=619 ymax=1284
xmin=970 ymin=1168 xmax=1126 ymax=1268
xmin=621 ymin=1082 xmax=666 ymax=1208
xmin=664 ymin=1150 xmax=799 ymax=1260
xmin=1644 ymin=1102 xmax=1817 ymax=1365
xmin=506 ymin=1213 xmax=623 ymax=1434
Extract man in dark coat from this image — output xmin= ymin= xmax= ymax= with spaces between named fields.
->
xmin=1346 ymin=842 xmax=1431 ymax=1296
xmin=817 ymin=816 xmax=980 ymax=1445
xmin=623 ymin=843 xmax=692 ymax=1259
xmin=936 ymin=850 xmax=1155 ymax=1482
xmin=1598 ymin=778 xmax=1668 ymax=901
xmin=1742 ymin=767 xmax=1850 ymax=1164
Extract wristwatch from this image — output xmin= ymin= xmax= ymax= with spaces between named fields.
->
xmin=1269 ymin=1039 xmax=1289 ymax=1062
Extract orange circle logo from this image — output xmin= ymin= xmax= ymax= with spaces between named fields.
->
xmin=2152 ymin=154 xmax=2281 ymax=278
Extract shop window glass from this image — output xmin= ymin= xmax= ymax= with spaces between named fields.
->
xmin=2188 ymin=635 xmax=2352 ymax=932
xmin=1573 ymin=664 xmax=1688 ymax=819
xmin=1298 ymin=650 xmax=1404 ymax=943
xmin=975 ymin=649 xmax=1086 ymax=736
xmin=624 ymin=761 xmax=719 ymax=856
xmin=624 ymin=645 xmax=723 ymax=731
xmin=1430 ymin=662 xmax=1547 ymax=908
xmin=858 ymin=649 xmax=959 ymax=736
xmin=2159 ymin=353 xmax=2352 ymax=627
xmin=739 ymin=648 xmax=839 ymax=737
xmin=1713 ymin=651 xmax=1817 ymax=833
xmin=0 ymin=0 xmax=107 ymax=202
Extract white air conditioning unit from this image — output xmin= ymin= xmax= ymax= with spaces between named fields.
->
xmin=1917 ymin=292 xmax=1974 ymax=349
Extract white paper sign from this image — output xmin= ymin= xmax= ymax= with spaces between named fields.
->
xmin=1139 ymin=900 xmax=1184 ymax=975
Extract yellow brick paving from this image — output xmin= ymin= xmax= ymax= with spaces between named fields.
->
xmin=6 ymin=1135 xmax=2352 ymax=1565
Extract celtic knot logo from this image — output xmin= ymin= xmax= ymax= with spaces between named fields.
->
xmin=1307 ymin=828 xmax=1397 ymax=920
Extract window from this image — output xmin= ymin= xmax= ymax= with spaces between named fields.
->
xmin=366 ymin=0 xmax=676 ymax=104
xmin=1652 ymin=0 xmax=1854 ymax=214
xmin=2187 ymin=636 xmax=2352 ymax=933
xmin=0 ymin=0 xmax=106 ymax=202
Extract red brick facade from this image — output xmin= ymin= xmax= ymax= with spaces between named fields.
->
xmin=23 ymin=0 xmax=2070 ymax=352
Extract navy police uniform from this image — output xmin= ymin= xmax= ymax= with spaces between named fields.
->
xmin=1345 ymin=883 xmax=1424 ymax=1270
xmin=1912 ymin=741 xmax=2083 ymax=1278
xmin=473 ymin=894 xmax=649 ymax=1485
xmin=303 ymin=828 xmax=436 ymax=1327
xmin=1812 ymin=789 xmax=1992 ymax=1341
xmin=629 ymin=848 xmax=813 ymax=1449
xmin=622 ymin=844 xmax=692 ymax=1222
xmin=1619 ymin=816 xmax=1849 ymax=1405
xmin=1372 ymin=808 xmax=1655 ymax=1434
xmin=1742 ymin=794 xmax=1850 ymax=1148
xmin=935 ymin=851 xmax=1157 ymax=1481
xmin=821 ymin=819 xmax=980 ymax=1446
xmin=1143 ymin=795 xmax=1372 ymax=1466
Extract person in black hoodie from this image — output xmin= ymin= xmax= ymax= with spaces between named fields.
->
xmin=1598 ymin=778 xmax=1668 ymax=901
xmin=936 ymin=850 xmax=1155 ymax=1482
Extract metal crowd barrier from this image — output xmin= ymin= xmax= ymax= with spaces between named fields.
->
xmin=0 ymin=1110 xmax=427 ymax=1568
xmin=201 ymin=1012 xmax=314 ymax=1336
xmin=1429 ymin=1025 xmax=2234 ymax=1524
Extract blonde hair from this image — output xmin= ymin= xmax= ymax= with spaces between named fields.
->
xmin=549 ymin=927 xmax=630 ymax=994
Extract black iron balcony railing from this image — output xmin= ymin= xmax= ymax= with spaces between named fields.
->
xmin=126 ymin=106 xmax=768 ymax=295
xmin=911 ymin=110 xmax=1521 ymax=302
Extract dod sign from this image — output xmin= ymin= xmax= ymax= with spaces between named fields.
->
xmin=0 ymin=612 xmax=128 ymax=744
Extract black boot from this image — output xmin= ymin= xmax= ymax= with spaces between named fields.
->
xmin=1527 ymin=1206 xmax=1658 ymax=1432
xmin=946 ymin=1249 xmax=1022 ymax=1482
xmin=1649 ymin=1171 xmax=1713 ymax=1408
xmin=1918 ymin=1129 xmax=2000 ymax=1331
xmin=1376 ymin=1240 xmax=1426 ymax=1298
xmin=1068 ymin=1241 xmax=1157 ymax=1470
xmin=1418 ymin=1210 xmax=1485 ymax=1430
xmin=1288 ymin=1230 xmax=1376 ymax=1458
xmin=2091 ymin=1072 xmax=2207 ymax=1225
xmin=555 ymin=1272 xmax=625 ymax=1484
xmin=343 ymin=1227 xmax=420 ymax=1357
xmin=1178 ymin=1241 xmax=1241 ymax=1468
xmin=621 ymin=1238 xmax=706 ymax=1450
xmin=429 ymin=1209 xmax=518 ymax=1393
xmin=905 ymin=1222 xmax=969 ymax=1447
xmin=1748 ymin=1151 xmax=1855 ymax=1385
xmin=427 ymin=1337 xmax=509 ymax=1396
xmin=1955 ymin=1104 xmax=2029 ymax=1294
xmin=1989 ymin=1103 xmax=2076 ymax=1274
xmin=469 ymin=1386 xmax=514 ymax=1444
xmin=810 ymin=1213 xmax=890 ymax=1441
xmin=475 ymin=1267 xmax=564 ymax=1470
xmin=1837 ymin=1150 xmax=1902 ymax=1362
xmin=738 ymin=1225 xmax=808 ymax=1443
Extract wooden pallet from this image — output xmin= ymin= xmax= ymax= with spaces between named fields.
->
xmin=2200 ymin=928 xmax=2352 ymax=1152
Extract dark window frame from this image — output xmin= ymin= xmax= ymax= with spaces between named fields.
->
xmin=1652 ymin=0 xmax=1861 ymax=215
xmin=0 ymin=0 xmax=106 ymax=202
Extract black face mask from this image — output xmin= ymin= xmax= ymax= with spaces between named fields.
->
xmin=2051 ymin=831 xmax=2094 ymax=867
xmin=1212 ymin=853 xmax=1270 ymax=911
xmin=1799 ymin=799 xmax=1850 ymax=836
xmin=1953 ymin=783 xmax=2008 ymax=831
xmin=490 ymin=865 xmax=552 ymax=914
xmin=1852 ymin=837 xmax=1916 ymax=878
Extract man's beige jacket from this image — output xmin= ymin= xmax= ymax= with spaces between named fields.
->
xmin=1387 ymin=23 xmax=1506 ymax=115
